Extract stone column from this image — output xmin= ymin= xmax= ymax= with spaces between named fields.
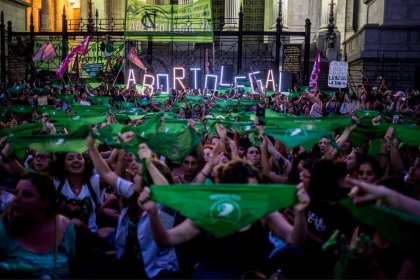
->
xmin=283 ymin=0 xmax=288 ymax=28
xmin=320 ymin=0 xmax=330 ymax=30
xmin=80 ymin=0 xmax=88 ymax=22
xmin=55 ymin=0 xmax=65 ymax=32
xmin=179 ymin=0 xmax=191 ymax=4
xmin=40 ymin=0 xmax=54 ymax=31
xmin=224 ymin=0 xmax=240 ymax=30
xmin=109 ymin=0 xmax=124 ymax=20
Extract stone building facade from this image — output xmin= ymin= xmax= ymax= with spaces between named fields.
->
xmin=1 ymin=0 xmax=419 ymax=89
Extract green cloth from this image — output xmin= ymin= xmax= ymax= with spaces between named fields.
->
xmin=88 ymin=96 xmax=111 ymax=105
xmin=8 ymin=105 xmax=35 ymax=115
xmin=264 ymin=127 xmax=333 ymax=149
xmin=281 ymin=91 xmax=305 ymax=100
xmin=264 ymin=115 xmax=352 ymax=130
xmin=56 ymin=94 xmax=75 ymax=105
xmin=94 ymin=113 xmax=202 ymax=161
xmin=338 ymin=199 xmax=420 ymax=258
xmin=150 ymin=184 xmax=297 ymax=238
xmin=152 ymin=94 xmax=170 ymax=104
xmin=9 ymin=125 xmax=90 ymax=158
xmin=7 ymin=84 xmax=26 ymax=95
xmin=0 ymin=123 xmax=43 ymax=137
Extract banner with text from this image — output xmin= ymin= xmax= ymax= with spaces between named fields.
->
xmin=125 ymin=0 xmax=213 ymax=42
xmin=328 ymin=61 xmax=348 ymax=88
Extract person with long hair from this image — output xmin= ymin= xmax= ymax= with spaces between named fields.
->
xmin=0 ymin=173 xmax=76 ymax=278
xmin=138 ymin=159 xmax=310 ymax=279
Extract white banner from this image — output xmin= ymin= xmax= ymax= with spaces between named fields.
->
xmin=328 ymin=61 xmax=348 ymax=88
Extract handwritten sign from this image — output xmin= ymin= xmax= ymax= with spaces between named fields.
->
xmin=328 ymin=61 xmax=348 ymax=88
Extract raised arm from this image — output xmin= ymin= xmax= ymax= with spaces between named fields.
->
xmin=347 ymin=177 xmax=420 ymax=216
xmin=138 ymin=186 xmax=201 ymax=246
xmin=87 ymin=133 xmax=119 ymax=188
xmin=265 ymin=183 xmax=309 ymax=245
xmin=138 ymin=143 xmax=169 ymax=185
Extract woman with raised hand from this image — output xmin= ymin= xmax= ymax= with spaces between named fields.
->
xmin=138 ymin=159 xmax=310 ymax=279
xmin=87 ymin=134 xmax=187 ymax=278
xmin=0 ymin=173 xmax=76 ymax=279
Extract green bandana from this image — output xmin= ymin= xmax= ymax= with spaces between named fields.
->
xmin=151 ymin=184 xmax=297 ymax=238
xmin=338 ymin=199 xmax=420 ymax=258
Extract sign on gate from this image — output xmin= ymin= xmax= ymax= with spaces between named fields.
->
xmin=125 ymin=0 xmax=214 ymax=42
xmin=328 ymin=61 xmax=348 ymax=88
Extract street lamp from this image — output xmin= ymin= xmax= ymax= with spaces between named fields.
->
xmin=325 ymin=0 xmax=337 ymax=62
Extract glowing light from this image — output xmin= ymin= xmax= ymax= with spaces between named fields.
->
xmin=173 ymin=67 xmax=186 ymax=90
xmin=265 ymin=69 xmax=276 ymax=91
xmin=278 ymin=72 xmax=282 ymax=93
xmin=219 ymin=66 xmax=231 ymax=86
xmin=204 ymin=74 xmax=218 ymax=91
xmin=126 ymin=69 xmax=137 ymax=88
xmin=157 ymin=74 xmax=169 ymax=93
xmin=190 ymin=68 xmax=201 ymax=90
xmin=234 ymin=76 xmax=246 ymax=88
xmin=142 ymin=74 xmax=155 ymax=91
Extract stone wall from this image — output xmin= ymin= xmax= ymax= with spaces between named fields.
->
xmin=1 ymin=0 xmax=29 ymax=32
xmin=344 ymin=24 xmax=420 ymax=89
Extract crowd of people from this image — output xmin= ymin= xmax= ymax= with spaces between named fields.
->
xmin=0 ymin=72 xmax=419 ymax=279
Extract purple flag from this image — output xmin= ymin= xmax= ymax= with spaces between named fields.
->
xmin=41 ymin=43 xmax=56 ymax=62
xmin=309 ymin=49 xmax=321 ymax=94
xmin=56 ymin=35 xmax=91 ymax=79
xmin=33 ymin=43 xmax=47 ymax=62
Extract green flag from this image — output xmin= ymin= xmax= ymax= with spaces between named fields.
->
xmin=9 ymin=125 xmax=90 ymax=159
xmin=0 ymin=123 xmax=43 ymax=137
xmin=56 ymin=94 xmax=75 ymax=105
xmin=7 ymin=84 xmax=26 ymax=95
xmin=151 ymin=184 xmax=297 ymax=238
xmin=338 ymin=199 xmax=420 ymax=258
xmin=8 ymin=105 xmax=35 ymax=115
xmin=264 ymin=127 xmax=333 ymax=149
xmin=88 ymin=96 xmax=111 ymax=105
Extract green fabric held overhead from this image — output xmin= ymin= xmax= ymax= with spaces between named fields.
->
xmin=114 ymin=101 xmax=136 ymax=109
xmin=93 ymin=113 xmax=202 ymax=161
xmin=214 ymin=99 xmax=238 ymax=108
xmin=265 ymin=90 xmax=277 ymax=97
xmin=87 ymin=82 xmax=102 ymax=89
xmin=32 ymin=88 xmax=48 ymax=96
xmin=56 ymin=94 xmax=75 ymax=105
xmin=281 ymin=91 xmax=305 ymax=100
xmin=150 ymin=184 xmax=298 ymax=238
xmin=114 ymin=84 xmax=126 ymax=89
xmin=264 ymin=115 xmax=352 ymax=131
xmin=353 ymin=109 xmax=379 ymax=119
xmin=320 ymin=90 xmax=335 ymax=99
xmin=8 ymin=105 xmax=35 ymax=115
xmin=185 ymin=95 xmax=205 ymax=102
xmin=9 ymin=125 xmax=90 ymax=159
xmin=0 ymin=123 xmax=44 ymax=137
xmin=206 ymin=119 xmax=257 ymax=136
xmin=7 ymin=84 xmax=27 ymax=95
xmin=264 ymin=127 xmax=333 ymax=149
xmin=48 ymin=113 xmax=107 ymax=127
xmin=70 ymin=104 xmax=109 ymax=113
xmin=88 ymin=96 xmax=111 ymax=105
xmin=393 ymin=125 xmax=420 ymax=146
xmin=350 ymin=123 xmax=420 ymax=147
xmin=338 ymin=199 xmax=420 ymax=258
xmin=152 ymin=94 xmax=170 ymax=104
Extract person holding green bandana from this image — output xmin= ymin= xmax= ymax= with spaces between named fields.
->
xmin=138 ymin=159 xmax=310 ymax=279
